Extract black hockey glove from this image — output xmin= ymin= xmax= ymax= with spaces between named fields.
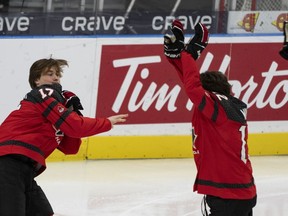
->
xmin=279 ymin=21 xmax=288 ymax=60
xmin=185 ymin=22 xmax=209 ymax=60
xmin=62 ymin=90 xmax=83 ymax=116
xmin=26 ymin=83 xmax=65 ymax=104
xmin=164 ymin=19 xmax=185 ymax=59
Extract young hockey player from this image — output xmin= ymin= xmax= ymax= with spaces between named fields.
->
xmin=0 ymin=58 xmax=128 ymax=216
xmin=164 ymin=20 xmax=257 ymax=216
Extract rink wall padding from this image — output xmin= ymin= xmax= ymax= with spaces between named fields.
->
xmin=86 ymin=135 xmax=193 ymax=159
xmin=47 ymin=133 xmax=288 ymax=161
xmin=0 ymin=36 xmax=287 ymax=163
xmin=47 ymin=138 xmax=88 ymax=162
xmin=248 ymin=133 xmax=288 ymax=155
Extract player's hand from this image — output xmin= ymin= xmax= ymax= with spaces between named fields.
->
xmin=26 ymin=83 xmax=65 ymax=104
xmin=62 ymin=90 xmax=84 ymax=116
xmin=279 ymin=21 xmax=288 ymax=60
xmin=164 ymin=19 xmax=185 ymax=59
xmin=185 ymin=22 xmax=209 ymax=60
xmin=108 ymin=114 xmax=128 ymax=125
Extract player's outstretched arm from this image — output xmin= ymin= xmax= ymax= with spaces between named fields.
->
xmin=279 ymin=21 xmax=288 ymax=60
xmin=108 ymin=114 xmax=128 ymax=125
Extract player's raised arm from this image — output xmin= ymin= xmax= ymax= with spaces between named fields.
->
xmin=279 ymin=21 xmax=288 ymax=60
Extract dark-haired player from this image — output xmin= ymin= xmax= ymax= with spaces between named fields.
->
xmin=164 ymin=20 xmax=257 ymax=216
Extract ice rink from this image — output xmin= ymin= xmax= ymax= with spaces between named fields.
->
xmin=37 ymin=156 xmax=288 ymax=216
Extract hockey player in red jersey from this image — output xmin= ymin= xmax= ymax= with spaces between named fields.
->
xmin=279 ymin=21 xmax=288 ymax=60
xmin=0 ymin=58 xmax=128 ymax=216
xmin=164 ymin=20 xmax=257 ymax=215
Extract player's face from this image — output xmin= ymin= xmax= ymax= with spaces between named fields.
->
xmin=35 ymin=66 xmax=61 ymax=87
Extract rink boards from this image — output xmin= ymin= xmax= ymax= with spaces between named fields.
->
xmin=47 ymin=132 xmax=288 ymax=161
xmin=0 ymin=36 xmax=287 ymax=161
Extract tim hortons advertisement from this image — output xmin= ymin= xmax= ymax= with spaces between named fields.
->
xmin=96 ymin=42 xmax=288 ymax=124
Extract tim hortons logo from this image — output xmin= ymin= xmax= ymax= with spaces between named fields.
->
xmin=97 ymin=44 xmax=288 ymax=122
xmin=112 ymin=56 xmax=181 ymax=112
xmin=111 ymin=54 xmax=288 ymax=111
xmin=231 ymin=60 xmax=288 ymax=110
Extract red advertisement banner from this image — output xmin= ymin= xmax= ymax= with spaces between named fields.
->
xmin=96 ymin=43 xmax=288 ymax=124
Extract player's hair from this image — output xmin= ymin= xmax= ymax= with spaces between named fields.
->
xmin=200 ymin=71 xmax=231 ymax=96
xmin=29 ymin=58 xmax=68 ymax=89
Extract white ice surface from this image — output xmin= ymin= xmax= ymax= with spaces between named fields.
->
xmin=36 ymin=156 xmax=288 ymax=216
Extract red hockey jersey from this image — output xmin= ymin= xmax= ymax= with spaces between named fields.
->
xmin=168 ymin=52 xmax=256 ymax=199
xmin=0 ymin=87 xmax=112 ymax=175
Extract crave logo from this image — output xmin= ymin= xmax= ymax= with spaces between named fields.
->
xmin=96 ymin=44 xmax=288 ymax=124
xmin=0 ymin=16 xmax=30 ymax=32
